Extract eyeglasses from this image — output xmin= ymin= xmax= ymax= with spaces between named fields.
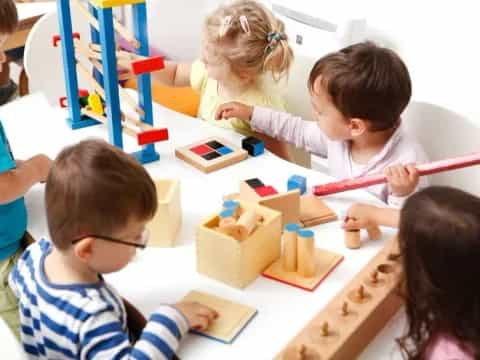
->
xmin=72 ymin=229 xmax=150 ymax=249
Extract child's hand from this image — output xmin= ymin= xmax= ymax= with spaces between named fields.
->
xmin=215 ymin=102 xmax=253 ymax=121
xmin=174 ymin=302 xmax=218 ymax=331
xmin=342 ymin=203 xmax=380 ymax=230
xmin=384 ymin=163 xmax=419 ymax=197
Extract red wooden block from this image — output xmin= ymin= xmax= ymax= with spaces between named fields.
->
xmin=190 ymin=144 xmax=213 ymax=156
xmin=255 ymin=185 xmax=278 ymax=197
xmin=137 ymin=128 xmax=169 ymax=145
xmin=131 ymin=56 xmax=165 ymax=75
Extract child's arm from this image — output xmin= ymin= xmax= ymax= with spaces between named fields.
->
xmin=151 ymin=62 xmax=191 ymax=87
xmin=216 ymin=102 xmax=328 ymax=157
xmin=80 ymin=302 xmax=217 ymax=359
xmin=342 ymin=203 xmax=400 ymax=229
xmin=0 ymin=154 xmax=51 ymax=204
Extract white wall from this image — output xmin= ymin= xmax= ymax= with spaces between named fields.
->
xmin=270 ymin=0 xmax=480 ymax=127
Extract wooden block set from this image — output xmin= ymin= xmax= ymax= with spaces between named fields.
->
xmin=263 ymin=224 xmax=343 ymax=291
xmin=55 ymin=0 xmax=168 ymax=164
xmin=239 ymin=178 xmax=301 ymax=227
xmin=228 ymin=177 xmax=337 ymax=228
xmin=277 ymin=237 xmax=403 ymax=360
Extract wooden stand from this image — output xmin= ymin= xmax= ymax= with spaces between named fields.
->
xmin=277 ymin=237 xmax=403 ymax=360
xmin=263 ymin=226 xmax=343 ymax=292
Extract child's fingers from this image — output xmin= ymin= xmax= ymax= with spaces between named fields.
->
xmin=197 ymin=306 xmax=219 ymax=320
xmin=343 ymin=218 xmax=362 ymax=230
xmin=192 ymin=316 xmax=209 ymax=331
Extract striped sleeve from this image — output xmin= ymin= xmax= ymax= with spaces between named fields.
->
xmin=80 ymin=305 xmax=189 ymax=360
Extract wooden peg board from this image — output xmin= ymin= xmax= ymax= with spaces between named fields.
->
xmin=175 ymin=137 xmax=248 ymax=173
xmin=276 ymin=237 xmax=403 ymax=360
xmin=182 ymin=290 xmax=257 ymax=344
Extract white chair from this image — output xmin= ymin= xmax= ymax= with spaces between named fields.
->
xmin=402 ymin=101 xmax=480 ymax=196
xmin=24 ymin=8 xmax=91 ymax=106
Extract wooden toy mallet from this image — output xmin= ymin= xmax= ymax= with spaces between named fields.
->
xmin=314 ymin=152 xmax=480 ymax=196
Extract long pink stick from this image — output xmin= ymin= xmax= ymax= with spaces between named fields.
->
xmin=313 ymin=152 xmax=480 ymax=196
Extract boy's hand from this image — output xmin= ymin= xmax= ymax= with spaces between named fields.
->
xmin=174 ymin=301 xmax=218 ymax=331
xmin=29 ymin=154 xmax=53 ymax=183
xmin=342 ymin=203 xmax=380 ymax=230
xmin=215 ymin=102 xmax=253 ymax=122
xmin=384 ymin=163 xmax=419 ymax=197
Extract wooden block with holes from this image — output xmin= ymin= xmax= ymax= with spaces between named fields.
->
xmin=277 ymin=237 xmax=403 ymax=360
xmin=239 ymin=178 xmax=301 ymax=227
xmin=147 ymin=180 xmax=181 ymax=247
xmin=175 ymin=137 xmax=248 ymax=173
xmin=196 ymin=201 xmax=282 ymax=289
xmin=181 ymin=290 xmax=257 ymax=344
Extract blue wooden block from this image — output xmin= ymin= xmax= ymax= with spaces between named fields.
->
xmin=242 ymin=136 xmax=264 ymax=157
xmin=287 ymin=175 xmax=307 ymax=195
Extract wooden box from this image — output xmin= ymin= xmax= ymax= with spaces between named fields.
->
xmin=196 ymin=201 xmax=282 ymax=288
xmin=147 ymin=179 xmax=182 ymax=247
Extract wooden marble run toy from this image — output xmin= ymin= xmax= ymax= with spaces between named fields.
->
xmin=277 ymin=236 xmax=403 ymax=360
xmin=181 ymin=290 xmax=257 ymax=344
xmin=196 ymin=200 xmax=282 ymax=288
xmin=146 ymin=179 xmax=181 ymax=247
xmin=263 ymin=224 xmax=343 ymax=291
xmin=175 ymin=137 xmax=248 ymax=173
xmin=314 ymin=152 xmax=480 ymax=196
xmin=55 ymin=0 xmax=168 ymax=164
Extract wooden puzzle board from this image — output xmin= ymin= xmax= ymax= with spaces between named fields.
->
xmin=263 ymin=249 xmax=343 ymax=291
xmin=299 ymin=195 xmax=337 ymax=227
xmin=275 ymin=237 xmax=403 ymax=360
xmin=175 ymin=137 xmax=248 ymax=173
xmin=182 ymin=290 xmax=257 ymax=344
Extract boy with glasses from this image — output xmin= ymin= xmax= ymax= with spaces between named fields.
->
xmin=9 ymin=139 xmax=217 ymax=359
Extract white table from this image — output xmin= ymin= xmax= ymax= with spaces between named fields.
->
xmin=0 ymin=93 xmax=404 ymax=359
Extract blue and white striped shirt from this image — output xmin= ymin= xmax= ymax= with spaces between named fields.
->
xmin=9 ymin=239 xmax=189 ymax=359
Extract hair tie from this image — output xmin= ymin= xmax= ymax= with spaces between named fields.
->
xmin=265 ymin=31 xmax=287 ymax=54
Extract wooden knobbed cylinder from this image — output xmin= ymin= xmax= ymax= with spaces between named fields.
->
xmin=282 ymin=223 xmax=300 ymax=272
xmin=297 ymin=229 xmax=316 ymax=277
xmin=367 ymin=225 xmax=381 ymax=240
xmin=344 ymin=219 xmax=361 ymax=249
xmin=236 ymin=210 xmax=258 ymax=240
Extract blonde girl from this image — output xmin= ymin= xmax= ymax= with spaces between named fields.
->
xmin=153 ymin=0 xmax=294 ymax=159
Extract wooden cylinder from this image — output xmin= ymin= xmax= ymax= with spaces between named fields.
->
xmin=344 ymin=219 xmax=361 ymax=249
xmin=236 ymin=210 xmax=258 ymax=240
xmin=367 ymin=226 xmax=381 ymax=241
xmin=297 ymin=229 xmax=316 ymax=277
xmin=282 ymin=223 xmax=300 ymax=272
xmin=223 ymin=200 xmax=240 ymax=218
